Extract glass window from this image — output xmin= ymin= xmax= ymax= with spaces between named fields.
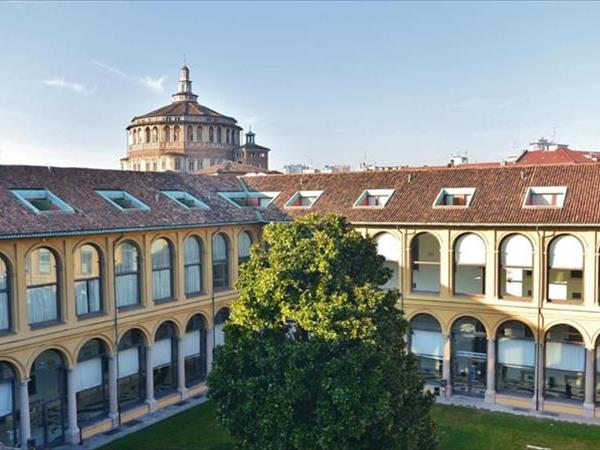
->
xmin=184 ymin=315 xmax=207 ymax=387
xmin=162 ymin=191 xmax=208 ymax=210
xmin=524 ymin=186 xmax=567 ymax=208
xmin=214 ymin=308 xmax=230 ymax=347
xmin=209 ymin=126 xmax=214 ymax=143
xmin=353 ymin=189 xmax=394 ymax=207
xmin=0 ymin=362 xmax=18 ymax=447
xmin=153 ymin=322 xmax=177 ymax=398
xmin=118 ymin=329 xmax=145 ymax=410
xmin=454 ymin=234 xmax=486 ymax=295
xmin=152 ymin=239 xmax=173 ymax=302
xmin=500 ymin=235 xmax=533 ymax=299
xmin=96 ymin=190 xmax=149 ymax=211
xmin=219 ymin=191 xmax=279 ymax=208
xmin=285 ymin=190 xmax=323 ymax=208
xmin=0 ymin=257 xmax=10 ymax=331
xmin=76 ymin=339 xmax=108 ymax=424
xmin=375 ymin=233 xmax=400 ymax=290
xmin=548 ymin=235 xmax=584 ymax=302
xmin=74 ymin=245 xmax=102 ymax=316
xmin=10 ymin=189 xmax=74 ymax=214
xmin=545 ymin=325 xmax=584 ymax=402
xmin=212 ymin=234 xmax=229 ymax=289
xmin=410 ymin=314 xmax=443 ymax=385
xmin=238 ymin=232 xmax=253 ymax=266
xmin=115 ymin=242 xmax=140 ymax=307
xmin=496 ymin=321 xmax=535 ymax=396
xmin=411 ymin=233 xmax=440 ymax=294
xmin=184 ymin=236 xmax=203 ymax=296
xmin=434 ymin=188 xmax=476 ymax=207
xmin=451 ymin=317 xmax=487 ymax=397
xmin=26 ymin=248 xmax=59 ymax=325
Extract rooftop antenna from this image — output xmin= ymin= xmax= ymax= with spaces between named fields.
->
xmin=183 ymin=53 xmax=187 ymax=66
xmin=552 ymin=126 xmax=558 ymax=142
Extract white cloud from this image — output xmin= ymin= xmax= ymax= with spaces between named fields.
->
xmin=92 ymin=59 xmax=164 ymax=93
xmin=42 ymin=78 xmax=96 ymax=95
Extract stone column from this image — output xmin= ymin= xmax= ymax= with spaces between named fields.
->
xmin=584 ymin=347 xmax=595 ymax=417
xmin=206 ymin=327 xmax=214 ymax=374
xmin=145 ymin=346 xmax=155 ymax=410
xmin=177 ymin=337 xmax=188 ymax=399
xmin=108 ymin=354 xmax=119 ymax=424
xmin=65 ymin=368 xmax=80 ymax=444
xmin=442 ymin=333 xmax=452 ymax=397
xmin=18 ymin=378 xmax=31 ymax=447
xmin=533 ymin=341 xmax=545 ymax=410
xmin=485 ymin=337 xmax=496 ymax=403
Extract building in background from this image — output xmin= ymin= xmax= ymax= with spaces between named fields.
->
xmin=121 ymin=66 xmax=270 ymax=172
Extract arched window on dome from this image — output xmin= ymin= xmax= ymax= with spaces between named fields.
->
xmin=187 ymin=125 xmax=194 ymax=142
xmin=196 ymin=126 xmax=203 ymax=142
xmin=173 ymin=126 xmax=180 ymax=142
xmin=209 ymin=127 xmax=214 ymax=143
xmin=163 ymin=126 xmax=170 ymax=142
xmin=144 ymin=127 xmax=151 ymax=143
xmin=217 ymin=127 xmax=222 ymax=144
xmin=151 ymin=127 xmax=158 ymax=143
xmin=137 ymin=129 xmax=142 ymax=144
xmin=226 ymin=129 xmax=230 ymax=144
xmin=131 ymin=130 xmax=136 ymax=145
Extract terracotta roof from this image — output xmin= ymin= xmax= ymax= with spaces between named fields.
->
xmin=0 ymin=166 xmax=262 ymax=239
xmin=516 ymin=148 xmax=600 ymax=165
xmin=132 ymin=100 xmax=237 ymax=122
xmin=244 ymin=163 xmax=600 ymax=226
xmin=194 ymin=162 xmax=278 ymax=176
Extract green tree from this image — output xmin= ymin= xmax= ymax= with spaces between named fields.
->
xmin=208 ymin=214 xmax=436 ymax=450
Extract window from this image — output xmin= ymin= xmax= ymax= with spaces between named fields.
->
xmin=217 ymin=127 xmax=222 ymax=144
xmin=26 ymin=247 xmax=59 ymax=325
xmin=545 ymin=325 xmax=585 ymax=402
xmin=410 ymin=314 xmax=443 ymax=386
xmin=151 ymin=127 xmax=158 ymax=143
xmin=0 ymin=362 xmax=17 ymax=447
xmin=411 ymin=233 xmax=441 ymax=293
xmin=226 ymin=129 xmax=230 ymax=144
xmin=11 ymin=189 xmax=74 ymax=214
xmin=184 ymin=236 xmax=203 ymax=296
xmin=162 ymin=191 xmax=208 ymax=210
xmin=212 ymin=233 xmax=229 ymax=289
xmin=144 ymin=127 xmax=150 ymax=143
xmin=96 ymin=190 xmax=149 ymax=211
xmin=433 ymin=188 xmax=475 ymax=207
xmin=117 ymin=329 xmax=146 ymax=410
xmin=453 ymin=234 xmax=486 ymax=295
xmin=354 ymin=189 xmax=394 ymax=207
xmin=209 ymin=126 xmax=214 ymax=143
xmin=152 ymin=239 xmax=173 ymax=302
xmin=285 ymin=190 xmax=323 ymax=208
xmin=74 ymin=245 xmax=102 ymax=316
xmin=173 ymin=126 xmax=180 ymax=142
xmin=238 ymin=231 xmax=252 ymax=266
xmin=0 ymin=256 xmax=10 ymax=332
xmin=375 ymin=233 xmax=400 ymax=290
xmin=499 ymin=235 xmax=533 ymax=299
xmin=196 ymin=126 xmax=203 ymax=142
xmin=219 ymin=191 xmax=279 ymax=208
xmin=547 ymin=235 xmax=583 ymax=302
xmin=114 ymin=241 xmax=140 ymax=307
xmin=187 ymin=125 xmax=194 ymax=141
xmin=496 ymin=321 xmax=535 ymax=396
xmin=214 ymin=308 xmax=230 ymax=347
xmin=153 ymin=322 xmax=178 ymax=398
xmin=175 ymin=159 xmax=181 ymax=171
xmin=164 ymin=126 xmax=170 ymax=142
xmin=524 ymin=186 xmax=567 ymax=208
xmin=76 ymin=339 xmax=108 ymax=424
xmin=451 ymin=317 xmax=487 ymax=397
xmin=184 ymin=315 xmax=207 ymax=387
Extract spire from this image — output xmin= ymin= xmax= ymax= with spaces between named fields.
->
xmin=172 ymin=64 xmax=198 ymax=103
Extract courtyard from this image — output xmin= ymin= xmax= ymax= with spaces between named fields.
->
xmin=101 ymin=402 xmax=600 ymax=450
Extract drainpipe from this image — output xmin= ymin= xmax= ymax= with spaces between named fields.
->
xmin=112 ymin=234 xmax=124 ymax=427
xmin=535 ymin=225 xmax=542 ymax=412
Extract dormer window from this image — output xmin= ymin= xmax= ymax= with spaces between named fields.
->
xmin=354 ymin=189 xmax=394 ymax=208
xmin=433 ymin=188 xmax=475 ymax=208
xmin=96 ymin=190 xmax=149 ymax=211
xmin=219 ymin=191 xmax=279 ymax=208
xmin=285 ymin=190 xmax=323 ymax=208
xmin=11 ymin=189 xmax=74 ymax=214
xmin=162 ymin=191 xmax=209 ymax=210
xmin=523 ymin=186 xmax=567 ymax=208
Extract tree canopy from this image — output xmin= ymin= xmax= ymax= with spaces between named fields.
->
xmin=208 ymin=214 xmax=436 ymax=450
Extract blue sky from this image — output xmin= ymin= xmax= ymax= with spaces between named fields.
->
xmin=1 ymin=2 xmax=600 ymax=170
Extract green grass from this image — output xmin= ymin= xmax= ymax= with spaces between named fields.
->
xmin=101 ymin=402 xmax=600 ymax=450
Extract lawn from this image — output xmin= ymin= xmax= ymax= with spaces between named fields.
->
xmin=102 ymin=402 xmax=600 ymax=450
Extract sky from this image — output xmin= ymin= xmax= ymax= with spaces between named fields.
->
xmin=1 ymin=2 xmax=600 ymax=171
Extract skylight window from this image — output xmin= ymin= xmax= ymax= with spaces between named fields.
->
xmin=354 ymin=189 xmax=394 ymax=208
xmin=219 ymin=191 xmax=279 ymax=208
xmin=162 ymin=191 xmax=209 ymax=210
xmin=285 ymin=190 xmax=323 ymax=208
xmin=433 ymin=188 xmax=475 ymax=208
xmin=96 ymin=190 xmax=149 ymax=211
xmin=11 ymin=189 xmax=74 ymax=214
xmin=523 ymin=186 xmax=567 ymax=208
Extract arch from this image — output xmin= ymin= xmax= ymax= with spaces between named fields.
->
xmin=153 ymin=321 xmax=179 ymax=398
xmin=410 ymin=232 xmax=441 ymax=294
xmin=173 ymin=125 xmax=180 ymax=142
xmin=547 ymin=234 xmax=584 ymax=303
xmin=226 ymin=128 xmax=230 ymax=144
xmin=448 ymin=313 xmax=491 ymax=338
xmin=217 ymin=127 xmax=222 ymax=144
xmin=187 ymin=125 xmax=194 ymax=142
xmin=215 ymin=307 xmax=231 ymax=325
xmin=74 ymin=243 xmax=104 ymax=316
xmin=548 ymin=234 xmax=584 ymax=269
xmin=374 ymin=232 xmax=400 ymax=290
xmin=495 ymin=320 xmax=536 ymax=396
xmin=0 ymin=252 xmax=12 ymax=332
xmin=117 ymin=328 xmax=147 ymax=410
xmin=209 ymin=126 xmax=214 ymax=143
xmin=151 ymin=237 xmax=174 ymax=302
xmin=409 ymin=313 xmax=443 ymax=386
xmin=152 ymin=319 xmax=182 ymax=340
xmin=544 ymin=323 xmax=585 ymax=402
xmin=74 ymin=335 xmax=115 ymax=359
xmin=499 ymin=234 xmax=534 ymax=299
xmin=26 ymin=246 xmax=61 ymax=325
xmin=151 ymin=126 xmax=158 ymax=143
xmin=450 ymin=315 xmax=488 ymax=397
xmin=238 ymin=230 xmax=253 ymax=264
xmin=184 ymin=314 xmax=208 ymax=387
xmin=75 ymin=338 xmax=110 ymax=424
xmin=114 ymin=240 xmax=141 ymax=307
xmin=184 ymin=235 xmax=204 ymax=296
xmin=406 ymin=309 xmax=447 ymax=333
xmin=212 ymin=233 xmax=230 ymax=289
xmin=118 ymin=326 xmax=150 ymax=346
xmin=196 ymin=125 xmax=203 ymax=142
xmin=163 ymin=126 xmax=171 ymax=142
xmin=144 ymin=127 xmax=151 ymax=143
xmin=0 ymin=357 xmax=24 ymax=380
xmin=26 ymin=345 xmax=73 ymax=375
xmin=453 ymin=233 xmax=486 ymax=296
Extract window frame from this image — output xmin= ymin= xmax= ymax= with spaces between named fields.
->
xmin=284 ymin=190 xmax=324 ymax=209
xmin=433 ymin=187 xmax=476 ymax=208
xmin=114 ymin=241 xmax=142 ymax=309
xmin=184 ymin=236 xmax=204 ymax=298
xmin=96 ymin=190 xmax=150 ymax=212
xmin=523 ymin=186 xmax=567 ymax=209
xmin=218 ymin=191 xmax=280 ymax=209
xmin=151 ymin=238 xmax=174 ymax=303
xmin=11 ymin=189 xmax=74 ymax=214
xmin=353 ymin=189 xmax=394 ymax=208
xmin=74 ymin=244 xmax=104 ymax=318
xmin=26 ymin=247 xmax=61 ymax=327
xmin=0 ymin=255 xmax=11 ymax=333
xmin=212 ymin=233 xmax=230 ymax=290
xmin=161 ymin=191 xmax=209 ymax=210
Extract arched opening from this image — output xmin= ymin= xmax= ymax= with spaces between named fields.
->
xmin=151 ymin=127 xmax=158 ymax=143
xmin=238 ymin=231 xmax=253 ymax=267
xmin=499 ymin=234 xmax=533 ymax=299
xmin=374 ymin=232 xmax=400 ymax=290
xmin=151 ymin=238 xmax=173 ymax=302
xmin=196 ymin=126 xmax=203 ymax=142
xmin=117 ymin=329 xmax=146 ymax=411
xmin=209 ymin=126 xmax=214 ymax=143
xmin=545 ymin=324 xmax=584 ymax=402
xmin=75 ymin=339 xmax=109 ymax=425
xmin=548 ymin=235 xmax=584 ymax=303
xmin=0 ymin=254 xmax=11 ymax=332
xmin=217 ymin=127 xmax=222 ymax=144
xmin=153 ymin=322 xmax=178 ymax=398
xmin=136 ymin=129 xmax=142 ymax=144
xmin=74 ymin=244 xmax=102 ymax=316
xmin=496 ymin=321 xmax=535 ymax=396
xmin=184 ymin=315 xmax=207 ymax=387
xmin=29 ymin=350 xmax=67 ymax=447
xmin=451 ymin=316 xmax=487 ymax=396
xmin=26 ymin=247 xmax=60 ymax=325
xmin=409 ymin=314 xmax=443 ymax=387
xmin=0 ymin=362 xmax=18 ymax=447
xmin=187 ymin=125 xmax=194 ymax=142
xmin=214 ymin=308 xmax=230 ymax=347
xmin=226 ymin=129 xmax=230 ymax=144
xmin=114 ymin=241 xmax=140 ymax=307
xmin=163 ymin=126 xmax=170 ymax=142
xmin=410 ymin=233 xmax=440 ymax=293
xmin=184 ymin=236 xmax=203 ymax=297
xmin=144 ymin=127 xmax=150 ymax=143
xmin=212 ymin=233 xmax=229 ymax=290
xmin=453 ymin=234 xmax=486 ymax=296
